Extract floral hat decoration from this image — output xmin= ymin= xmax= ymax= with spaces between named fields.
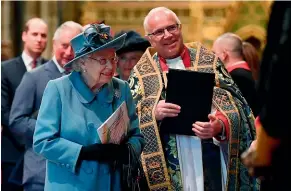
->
xmin=65 ymin=23 xmax=127 ymax=68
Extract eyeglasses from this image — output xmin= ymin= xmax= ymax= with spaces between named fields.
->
xmin=147 ymin=24 xmax=181 ymax=38
xmin=88 ymin=56 xmax=118 ymax=65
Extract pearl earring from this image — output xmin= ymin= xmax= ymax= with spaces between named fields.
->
xmin=83 ymin=69 xmax=87 ymax=73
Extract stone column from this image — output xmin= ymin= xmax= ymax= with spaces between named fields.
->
xmin=61 ymin=2 xmax=81 ymax=23
xmin=1 ymin=1 xmax=13 ymax=57
xmin=81 ymin=2 xmax=99 ymax=25
xmin=1 ymin=1 xmax=12 ymax=41
xmin=24 ymin=1 xmax=39 ymax=21
xmin=40 ymin=1 xmax=58 ymax=59
xmin=189 ymin=2 xmax=204 ymax=42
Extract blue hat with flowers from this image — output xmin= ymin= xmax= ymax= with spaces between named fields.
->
xmin=64 ymin=23 xmax=127 ymax=68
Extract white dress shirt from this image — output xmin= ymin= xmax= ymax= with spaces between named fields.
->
xmin=52 ymin=56 xmax=65 ymax=74
xmin=21 ymin=51 xmax=42 ymax=71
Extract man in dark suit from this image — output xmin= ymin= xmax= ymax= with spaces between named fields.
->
xmin=9 ymin=21 xmax=83 ymax=191
xmin=1 ymin=18 xmax=48 ymax=191
xmin=212 ymin=33 xmax=259 ymax=116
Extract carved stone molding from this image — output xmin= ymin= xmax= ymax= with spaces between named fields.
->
xmin=81 ymin=2 xmax=192 ymax=39
xmin=235 ymin=25 xmax=266 ymax=42
xmin=223 ymin=1 xmax=271 ymax=51
xmin=1 ymin=1 xmax=12 ymax=41
xmin=1 ymin=1 xmax=272 ymax=57
xmin=235 ymin=24 xmax=266 ymax=51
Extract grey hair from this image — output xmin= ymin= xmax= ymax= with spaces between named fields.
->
xmin=71 ymin=55 xmax=89 ymax=72
xmin=143 ymin=7 xmax=181 ymax=34
xmin=53 ymin=21 xmax=83 ymax=41
xmin=216 ymin=32 xmax=243 ymax=58
xmin=71 ymin=60 xmax=82 ymax=72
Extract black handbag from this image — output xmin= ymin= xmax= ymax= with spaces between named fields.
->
xmin=121 ymin=144 xmax=149 ymax=191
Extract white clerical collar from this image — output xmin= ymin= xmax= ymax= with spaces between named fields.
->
xmin=166 ymin=56 xmax=182 ymax=63
xmin=52 ymin=56 xmax=65 ymax=73
xmin=165 ymin=56 xmax=185 ymax=70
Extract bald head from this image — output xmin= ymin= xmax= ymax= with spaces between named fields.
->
xmin=24 ymin=18 xmax=47 ymax=33
xmin=214 ymin=33 xmax=243 ymax=58
xmin=143 ymin=7 xmax=181 ymax=34
xmin=142 ymin=7 xmax=184 ymax=59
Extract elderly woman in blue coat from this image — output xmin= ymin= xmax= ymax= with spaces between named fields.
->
xmin=33 ymin=24 xmax=145 ymax=191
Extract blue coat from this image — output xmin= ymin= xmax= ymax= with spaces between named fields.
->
xmin=9 ymin=60 xmax=62 ymax=189
xmin=33 ymin=71 xmax=145 ymax=191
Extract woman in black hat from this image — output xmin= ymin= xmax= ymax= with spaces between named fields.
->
xmin=114 ymin=30 xmax=151 ymax=81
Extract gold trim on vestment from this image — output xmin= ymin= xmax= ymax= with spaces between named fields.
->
xmin=133 ymin=48 xmax=172 ymax=190
xmin=132 ymin=42 xmax=256 ymax=191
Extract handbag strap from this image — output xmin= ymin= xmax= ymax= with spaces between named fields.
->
xmin=128 ymin=144 xmax=143 ymax=173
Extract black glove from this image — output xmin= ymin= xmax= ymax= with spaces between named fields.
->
xmin=79 ymin=143 xmax=121 ymax=162
xmin=118 ymin=143 xmax=130 ymax=164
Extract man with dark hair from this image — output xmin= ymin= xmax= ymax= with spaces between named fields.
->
xmin=1 ymin=17 xmax=48 ymax=191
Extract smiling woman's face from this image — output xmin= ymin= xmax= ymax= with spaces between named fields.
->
xmin=117 ymin=51 xmax=144 ymax=80
xmin=81 ymin=48 xmax=117 ymax=89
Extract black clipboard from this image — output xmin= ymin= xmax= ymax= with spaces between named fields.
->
xmin=160 ymin=69 xmax=215 ymax=136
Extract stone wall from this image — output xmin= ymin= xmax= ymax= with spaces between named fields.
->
xmin=1 ymin=1 xmax=272 ymax=59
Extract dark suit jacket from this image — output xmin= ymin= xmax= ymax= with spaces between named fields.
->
xmin=229 ymin=68 xmax=259 ymax=116
xmin=9 ymin=60 xmax=62 ymax=187
xmin=1 ymin=56 xmax=46 ymax=161
xmin=255 ymin=2 xmax=291 ymax=190
xmin=1 ymin=56 xmax=46 ymax=186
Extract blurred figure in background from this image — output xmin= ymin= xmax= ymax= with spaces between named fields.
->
xmin=213 ymin=33 xmax=259 ymax=116
xmin=9 ymin=21 xmax=83 ymax=191
xmin=1 ymin=40 xmax=12 ymax=61
xmin=242 ymin=41 xmax=260 ymax=81
xmin=114 ymin=30 xmax=150 ymax=81
xmin=242 ymin=2 xmax=291 ymax=190
xmin=1 ymin=17 xmax=48 ymax=191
